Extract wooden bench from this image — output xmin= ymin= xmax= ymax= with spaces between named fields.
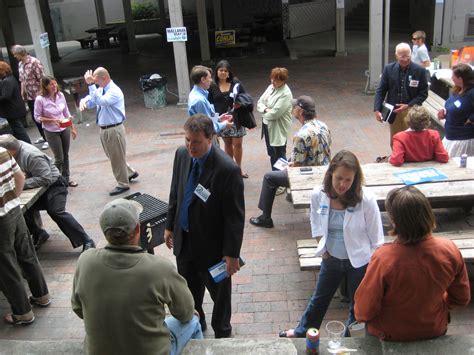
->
xmin=76 ymin=36 xmax=96 ymax=49
xmin=20 ymin=186 xmax=47 ymax=213
xmin=423 ymin=90 xmax=446 ymax=129
xmin=297 ymin=231 xmax=474 ymax=270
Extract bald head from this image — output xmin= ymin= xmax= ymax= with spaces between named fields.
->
xmin=0 ymin=134 xmax=20 ymax=155
xmin=93 ymin=67 xmax=111 ymax=87
xmin=395 ymin=42 xmax=412 ymax=69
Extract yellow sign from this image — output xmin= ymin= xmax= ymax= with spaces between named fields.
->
xmin=215 ymin=30 xmax=236 ymax=46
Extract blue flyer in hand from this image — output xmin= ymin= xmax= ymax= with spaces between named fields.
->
xmin=393 ymin=168 xmax=448 ymax=185
xmin=208 ymin=257 xmax=245 ymax=283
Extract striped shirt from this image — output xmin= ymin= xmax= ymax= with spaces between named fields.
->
xmin=0 ymin=147 xmax=21 ymax=216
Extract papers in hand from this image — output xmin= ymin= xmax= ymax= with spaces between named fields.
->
xmin=273 ymin=158 xmax=288 ymax=171
xmin=208 ymin=257 xmax=245 ymax=283
xmin=381 ymin=102 xmax=395 ymax=123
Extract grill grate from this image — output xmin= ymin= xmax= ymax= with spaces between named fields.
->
xmin=127 ymin=193 xmax=168 ymax=223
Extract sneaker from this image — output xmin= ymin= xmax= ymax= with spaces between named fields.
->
xmin=41 ymin=142 xmax=49 ymax=150
xmin=275 ymin=186 xmax=286 ymax=196
xmin=4 ymin=313 xmax=35 ymax=326
xmin=29 ymin=296 xmax=52 ymax=308
xmin=34 ymin=137 xmax=45 ymax=144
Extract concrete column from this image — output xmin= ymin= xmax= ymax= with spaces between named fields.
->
xmin=383 ymin=0 xmax=390 ymax=66
xmin=367 ymin=0 xmax=383 ymax=92
xmin=282 ymin=0 xmax=289 ymax=40
xmin=122 ymin=0 xmax=138 ymax=54
xmin=167 ymin=0 xmax=190 ymax=104
xmin=213 ymin=0 xmax=223 ymax=30
xmin=38 ymin=0 xmax=60 ymax=62
xmin=24 ymin=0 xmax=53 ymax=76
xmin=335 ymin=0 xmax=347 ymax=57
xmin=158 ymin=0 xmax=167 ymax=33
xmin=196 ymin=0 xmax=211 ymax=63
xmin=0 ymin=0 xmax=18 ymax=78
xmin=94 ymin=0 xmax=106 ymax=27
xmin=433 ymin=0 xmax=444 ymax=46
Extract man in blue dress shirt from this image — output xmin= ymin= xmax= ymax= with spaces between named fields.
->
xmin=188 ymin=66 xmax=233 ymax=139
xmin=80 ymin=67 xmax=139 ymax=196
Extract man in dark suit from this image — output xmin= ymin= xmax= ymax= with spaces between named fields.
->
xmin=374 ymin=42 xmax=428 ymax=147
xmin=165 ymin=114 xmax=245 ymax=338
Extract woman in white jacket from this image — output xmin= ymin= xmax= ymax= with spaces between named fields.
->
xmin=279 ymin=150 xmax=384 ymax=338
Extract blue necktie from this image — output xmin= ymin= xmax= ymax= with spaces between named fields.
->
xmin=180 ymin=160 xmax=200 ymax=231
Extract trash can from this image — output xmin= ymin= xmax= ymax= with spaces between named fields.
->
xmin=139 ymin=74 xmax=167 ymax=109
xmin=125 ymin=192 xmax=168 ymax=254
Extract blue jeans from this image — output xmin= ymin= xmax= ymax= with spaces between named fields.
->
xmin=294 ymin=255 xmax=368 ymax=337
xmin=165 ymin=315 xmax=203 ymax=355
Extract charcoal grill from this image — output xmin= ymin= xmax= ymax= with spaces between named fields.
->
xmin=125 ymin=192 xmax=168 ymax=253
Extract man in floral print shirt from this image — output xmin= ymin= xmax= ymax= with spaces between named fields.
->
xmin=250 ymin=95 xmax=331 ymax=228
xmin=11 ymin=45 xmax=48 ymax=150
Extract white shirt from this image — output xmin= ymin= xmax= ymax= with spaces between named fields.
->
xmin=310 ymin=187 xmax=384 ymax=268
xmin=412 ymin=44 xmax=430 ymax=65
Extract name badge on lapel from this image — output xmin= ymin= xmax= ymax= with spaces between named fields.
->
xmin=317 ymin=204 xmax=329 ymax=215
xmin=409 ymin=79 xmax=419 ymax=87
xmin=454 ymin=100 xmax=461 ymax=108
xmin=194 ymin=184 xmax=210 ymax=202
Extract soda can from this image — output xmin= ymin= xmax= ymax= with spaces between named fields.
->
xmin=460 ymin=154 xmax=467 ymax=168
xmin=306 ymin=328 xmax=320 ymax=354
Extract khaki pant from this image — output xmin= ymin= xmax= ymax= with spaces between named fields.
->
xmin=99 ymin=124 xmax=135 ymax=188
xmin=389 ymin=110 xmax=409 ymax=148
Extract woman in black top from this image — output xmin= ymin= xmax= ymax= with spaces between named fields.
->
xmin=208 ymin=60 xmax=248 ymax=178
xmin=0 ymin=61 xmax=31 ymax=143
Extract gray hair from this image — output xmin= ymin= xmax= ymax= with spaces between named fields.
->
xmin=395 ymin=43 xmax=411 ymax=55
xmin=11 ymin=45 xmax=28 ymax=56
xmin=0 ymin=134 xmax=20 ymax=151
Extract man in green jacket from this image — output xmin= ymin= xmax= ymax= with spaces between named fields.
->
xmin=71 ymin=198 xmax=202 ymax=355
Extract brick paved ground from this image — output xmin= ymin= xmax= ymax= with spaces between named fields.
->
xmin=0 ymin=34 xmax=472 ymax=342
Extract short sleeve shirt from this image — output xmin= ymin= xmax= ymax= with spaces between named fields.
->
xmin=290 ymin=119 xmax=331 ymax=166
xmin=412 ymin=44 xmax=430 ymax=65
xmin=18 ymin=56 xmax=44 ymax=100
xmin=0 ymin=147 xmax=21 ymax=216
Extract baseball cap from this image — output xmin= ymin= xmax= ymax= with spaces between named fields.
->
xmin=291 ymin=95 xmax=316 ymax=114
xmin=99 ymin=198 xmax=143 ymax=235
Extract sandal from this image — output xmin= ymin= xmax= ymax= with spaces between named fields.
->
xmin=29 ymin=296 xmax=52 ymax=308
xmin=241 ymin=172 xmax=249 ymax=179
xmin=4 ymin=313 xmax=35 ymax=325
xmin=278 ymin=329 xmax=296 ymax=338
xmin=68 ymin=180 xmax=78 ymax=187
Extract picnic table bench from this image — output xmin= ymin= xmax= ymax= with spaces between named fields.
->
xmin=297 ymin=230 xmax=474 ymax=270
xmin=423 ymin=90 xmax=445 ymax=129
xmin=289 ymin=159 xmax=474 ymax=212
xmin=76 ymin=35 xmax=96 ymax=49
xmin=20 ymin=186 xmax=47 ymax=213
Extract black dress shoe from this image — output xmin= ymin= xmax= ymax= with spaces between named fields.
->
xmin=128 ymin=171 xmax=139 ymax=182
xmin=249 ymin=216 xmax=274 ymax=228
xmin=109 ymin=186 xmax=130 ymax=196
xmin=34 ymin=233 xmax=50 ymax=250
xmin=82 ymin=239 xmax=96 ymax=252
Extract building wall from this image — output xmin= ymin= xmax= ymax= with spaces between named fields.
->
xmin=441 ymin=0 xmax=474 ymax=47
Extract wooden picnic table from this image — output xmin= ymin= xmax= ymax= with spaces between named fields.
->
xmin=288 ymin=159 xmax=474 ymax=211
xmin=20 ymin=186 xmax=47 ymax=213
xmin=85 ymin=24 xmax=118 ymax=49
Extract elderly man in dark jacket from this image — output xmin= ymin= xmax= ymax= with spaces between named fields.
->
xmin=374 ymin=43 xmax=428 ymax=147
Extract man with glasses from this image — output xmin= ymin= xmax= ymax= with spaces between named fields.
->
xmin=374 ymin=42 xmax=428 ymax=147
xmin=249 ymin=96 xmax=331 ymax=228
xmin=411 ymin=31 xmax=431 ymax=68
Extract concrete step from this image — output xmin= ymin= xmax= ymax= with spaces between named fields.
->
xmin=2 ymin=335 xmax=474 ymax=354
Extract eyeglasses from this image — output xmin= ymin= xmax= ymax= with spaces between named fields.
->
xmin=412 ymin=38 xmax=419 ymax=40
